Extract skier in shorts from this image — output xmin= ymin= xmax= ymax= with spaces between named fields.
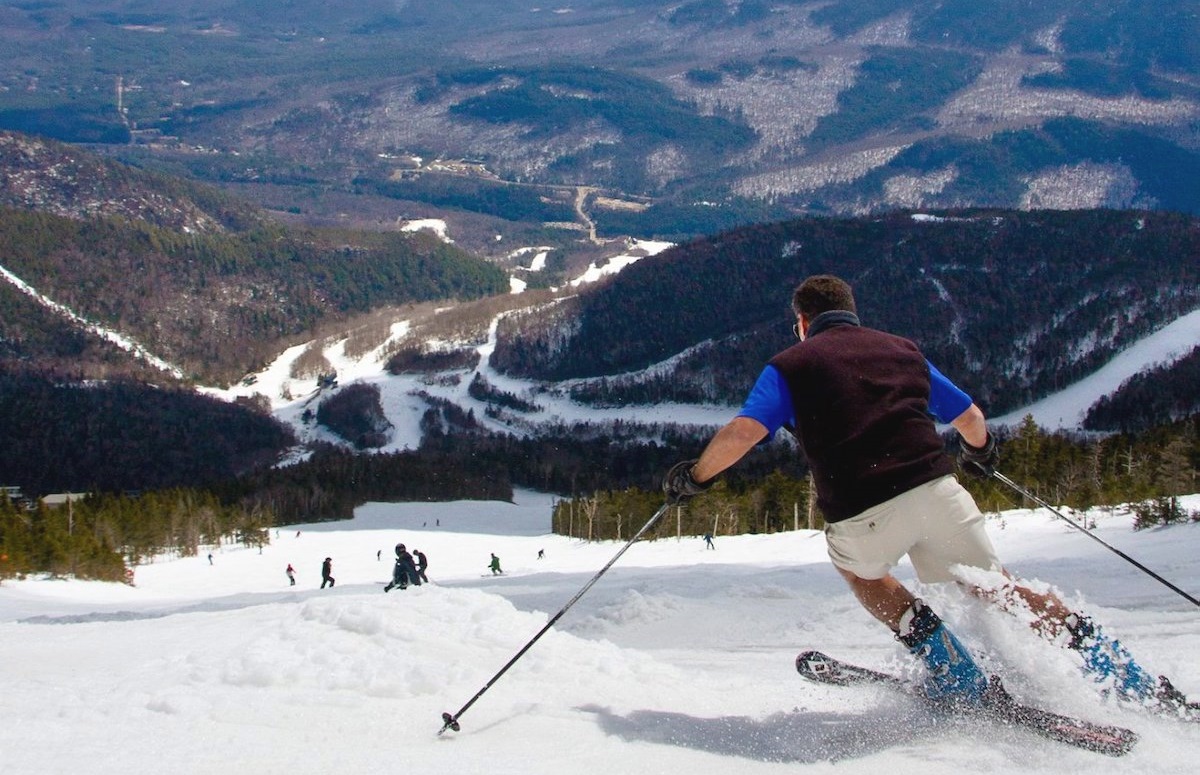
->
xmin=664 ymin=274 xmax=1194 ymax=713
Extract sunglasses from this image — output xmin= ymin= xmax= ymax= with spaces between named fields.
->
xmin=792 ymin=321 xmax=803 ymax=339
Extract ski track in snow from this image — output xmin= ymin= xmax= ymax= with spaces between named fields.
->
xmin=1 ymin=492 xmax=1198 ymax=774
xmin=0 ymin=261 xmax=183 ymax=378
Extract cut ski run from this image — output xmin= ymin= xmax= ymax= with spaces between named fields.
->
xmin=796 ymin=650 xmax=1139 ymax=757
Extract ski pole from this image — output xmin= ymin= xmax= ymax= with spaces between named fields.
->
xmin=438 ymin=501 xmax=672 ymax=735
xmin=991 ymin=470 xmax=1200 ymax=608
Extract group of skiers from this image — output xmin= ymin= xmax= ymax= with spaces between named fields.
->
xmin=385 ymin=544 xmax=429 ymax=592
xmin=288 ymin=545 xmax=513 ymax=589
xmin=280 ymin=546 xmax=429 ymax=590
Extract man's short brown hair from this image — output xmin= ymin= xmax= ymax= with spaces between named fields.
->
xmin=792 ymin=275 xmax=857 ymax=318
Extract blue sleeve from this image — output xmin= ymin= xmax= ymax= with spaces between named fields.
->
xmin=927 ymin=360 xmax=973 ymax=423
xmin=737 ymin=365 xmax=795 ymax=438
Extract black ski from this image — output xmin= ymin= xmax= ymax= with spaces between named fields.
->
xmin=796 ymin=650 xmax=1138 ymax=757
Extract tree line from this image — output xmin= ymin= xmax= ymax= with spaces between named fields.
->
xmin=3 ymin=411 xmax=1195 ymax=582
xmin=0 ymin=488 xmax=271 ymax=583
xmin=551 ymin=415 xmax=1200 ymax=542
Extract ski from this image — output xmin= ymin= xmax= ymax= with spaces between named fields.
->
xmin=796 ymin=650 xmax=1138 ymax=757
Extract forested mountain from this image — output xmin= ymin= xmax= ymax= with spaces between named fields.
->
xmin=2 ymin=1 xmax=1198 ymax=243
xmin=0 ymin=131 xmax=507 ymax=500
xmin=492 ymin=209 xmax=1200 ymax=417
xmin=0 ymin=130 xmax=263 ymax=232
xmin=0 ymin=366 xmax=294 ymax=495
xmin=2 ymin=4 xmax=1197 ymax=582
xmin=0 ymin=208 xmax=508 ymax=383
xmin=0 ymin=133 xmax=509 ymax=385
xmin=1085 ymin=346 xmax=1200 ymax=433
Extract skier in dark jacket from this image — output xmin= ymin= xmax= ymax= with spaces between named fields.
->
xmin=664 ymin=274 xmax=1194 ymax=714
xmin=412 ymin=549 xmax=429 ymax=583
xmin=385 ymin=544 xmax=421 ymax=591
xmin=320 ymin=557 xmax=335 ymax=589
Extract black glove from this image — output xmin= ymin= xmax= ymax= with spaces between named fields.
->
xmin=958 ymin=434 xmax=999 ymax=478
xmin=663 ymin=459 xmax=712 ymax=504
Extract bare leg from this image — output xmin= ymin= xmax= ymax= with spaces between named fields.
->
xmin=838 ymin=567 xmax=989 ymax=701
xmin=836 ymin=567 xmax=916 ymax=631
xmin=972 ymin=569 xmax=1074 ymax=638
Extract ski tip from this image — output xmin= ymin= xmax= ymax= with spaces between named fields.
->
xmin=795 ymin=649 xmax=826 ymax=667
xmin=795 ymin=650 xmax=833 ymax=679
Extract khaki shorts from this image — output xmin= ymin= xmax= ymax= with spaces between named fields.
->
xmin=824 ymin=475 xmax=1001 ymax=583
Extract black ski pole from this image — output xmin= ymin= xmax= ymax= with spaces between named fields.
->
xmin=438 ymin=501 xmax=672 ymax=735
xmin=991 ymin=470 xmax=1200 ymax=608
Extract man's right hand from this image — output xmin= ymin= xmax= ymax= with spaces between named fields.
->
xmin=663 ymin=459 xmax=712 ymax=504
xmin=958 ymin=434 xmax=1000 ymax=477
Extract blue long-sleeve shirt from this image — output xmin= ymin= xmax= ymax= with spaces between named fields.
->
xmin=737 ymin=360 xmax=973 ymax=440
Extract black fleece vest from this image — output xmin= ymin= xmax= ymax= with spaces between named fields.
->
xmin=769 ymin=322 xmax=954 ymax=522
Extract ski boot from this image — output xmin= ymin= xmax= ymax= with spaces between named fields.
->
xmin=897 ymin=599 xmax=989 ymax=706
xmin=1064 ymin=613 xmax=1157 ymax=700
xmin=1066 ymin=613 xmax=1200 ymax=718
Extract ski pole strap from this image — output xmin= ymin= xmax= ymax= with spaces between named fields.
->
xmin=991 ymin=470 xmax=1199 ymax=608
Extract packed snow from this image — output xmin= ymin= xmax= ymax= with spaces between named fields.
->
xmin=2 ymin=491 xmax=1198 ymax=774
xmin=399 ymin=218 xmax=453 ymax=242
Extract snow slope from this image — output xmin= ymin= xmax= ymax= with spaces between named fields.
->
xmin=2 ymin=492 xmax=1198 ymax=774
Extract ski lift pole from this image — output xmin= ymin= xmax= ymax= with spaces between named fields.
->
xmin=991 ymin=470 xmax=1200 ymax=608
xmin=438 ymin=501 xmax=672 ymax=735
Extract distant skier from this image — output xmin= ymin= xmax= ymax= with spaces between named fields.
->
xmin=207 ymin=552 xmax=214 ymax=565
xmin=413 ymin=548 xmax=429 ymax=583
xmin=537 ymin=548 xmax=545 ymax=560
xmin=385 ymin=544 xmax=421 ymax=592
xmin=703 ymin=533 xmax=715 ymax=550
xmin=286 ymin=563 xmax=296 ymax=586
xmin=488 ymin=553 xmax=503 ymax=576
xmin=321 ymin=557 xmax=335 ymax=589
xmin=377 ymin=549 xmax=382 ymax=561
